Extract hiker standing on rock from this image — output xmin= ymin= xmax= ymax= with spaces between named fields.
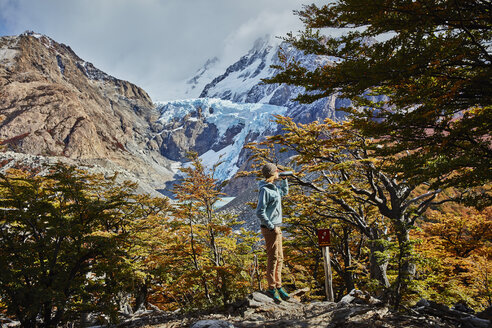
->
xmin=256 ymin=163 xmax=290 ymax=302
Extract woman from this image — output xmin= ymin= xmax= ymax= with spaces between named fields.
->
xmin=256 ymin=163 xmax=290 ymax=302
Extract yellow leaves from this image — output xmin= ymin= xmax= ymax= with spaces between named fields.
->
xmin=413 ymin=206 xmax=492 ymax=309
xmin=269 ymin=116 xmax=368 ymax=168
xmin=423 ymin=207 xmax=491 ymax=257
xmin=86 ymin=230 xmax=117 ymax=238
xmin=133 ymin=153 xmax=262 ymax=309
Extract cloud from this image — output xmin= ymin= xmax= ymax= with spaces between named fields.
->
xmin=0 ymin=0 xmax=314 ymax=101
xmin=221 ymin=7 xmax=304 ymax=69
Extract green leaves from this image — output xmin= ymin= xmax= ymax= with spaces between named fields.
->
xmin=0 ymin=164 xmax=140 ymax=326
xmin=267 ymin=0 xmax=491 ymax=204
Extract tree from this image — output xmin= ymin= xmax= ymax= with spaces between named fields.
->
xmin=246 ymin=116 xmax=446 ymax=305
xmin=281 ymin=189 xmax=372 ymax=299
xmin=169 ymin=152 xmax=259 ymax=308
xmin=0 ymin=164 xmax=138 ymax=327
xmin=117 ymin=194 xmax=172 ymax=312
xmin=266 ymin=0 xmax=491 ymax=204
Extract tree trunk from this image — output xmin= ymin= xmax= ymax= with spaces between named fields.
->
xmin=189 ymin=216 xmax=211 ymax=303
xmin=368 ymin=239 xmax=390 ymax=288
xmin=42 ymin=302 xmax=53 ymax=328
xmin=394 ymin=221 xmax=416 ymax=280
xmin=134 ymin=282 xmax=148 ymax=312
xmin=219 ymin=270 xmax=230 ymax=306
xmin=330 ymin=228 xmax=356 ymax=294
xmin=394 ymin=222 xmax=416 ymax=308
xmin=342 ymin=227 xmax=355 ymax=293
xmin=206 ymin=205 xmax=221 ymax=267
xmin=397 ymin=229 xmax=416 ymax=278
xmin=341 ymin=271 xmax=355 ymax=293
xmin=41 ymin=304 xmax=64 ymax=328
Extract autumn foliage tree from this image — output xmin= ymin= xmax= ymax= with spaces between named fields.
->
xmin=166 ymin=152 xmax=259 ymax=309
xmin=413 ymin=206 xmax=492 ymax=309
xmin=0 ymin=164 xmax=141 ymax=327
xmin=116 ymin=193 xmax=172 ymax=312
xmin=0 ymin=155 xmax=262 ymax=326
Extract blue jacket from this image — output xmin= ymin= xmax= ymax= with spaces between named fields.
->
xmin=256 ymin=179 xmax=288 ymax=230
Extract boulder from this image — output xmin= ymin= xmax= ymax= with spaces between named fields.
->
xmin=190 ymin=320 xmax=235 ymax=328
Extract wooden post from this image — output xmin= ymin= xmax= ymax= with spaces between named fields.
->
xmin=317 ymin=228 xmax=334 ymax=302
xmin=322 ymin=246 xmax=334 ymax=302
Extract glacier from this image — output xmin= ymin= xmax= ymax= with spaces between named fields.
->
xmin=155 ymin=98 xmax=287 ymax=181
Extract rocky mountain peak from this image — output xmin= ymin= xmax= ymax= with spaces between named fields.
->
xmin=0 ymin=32 xmax=174 ymax=192
xmin=183 ymin=56 xmax=221 ymax=98
xmin=197 ymin=35 xmax=350 ymax=125
xmin=250 ymin=34 xmax=273 ymax=52
xmin=199 ymin=35 xmax=277 ymax=103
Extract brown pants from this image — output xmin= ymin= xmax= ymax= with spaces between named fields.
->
xmin=261 ymin=226 xmax=284 ymax=289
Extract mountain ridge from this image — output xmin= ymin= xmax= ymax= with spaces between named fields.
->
xmin=0 ymin=31 xmax=175 ymax=193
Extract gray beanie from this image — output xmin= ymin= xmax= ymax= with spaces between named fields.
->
xmin=261 ymin=163 xmax=277 ymax=179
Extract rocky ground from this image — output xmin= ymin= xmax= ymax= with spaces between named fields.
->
xmin=1 ymin=289 xmax=490 ymax=327
xmin=100 ymin=290 xmax=491 ymax=328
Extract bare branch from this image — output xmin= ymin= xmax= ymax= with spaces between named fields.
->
xmin=402 ymin=189 xmax=442 ymax=211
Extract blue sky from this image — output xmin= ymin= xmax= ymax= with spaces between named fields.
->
xmin=0 ymin=0 xmax=319 ymax=101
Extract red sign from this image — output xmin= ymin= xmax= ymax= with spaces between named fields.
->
xmin=317 ymin=229 xmax=331 ymax=247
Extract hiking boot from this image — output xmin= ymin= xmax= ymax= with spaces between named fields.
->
xmin=266 ymin=288 xmax=281 ymax=303
xmin=277 ymin=287 xmax=290 ymax=300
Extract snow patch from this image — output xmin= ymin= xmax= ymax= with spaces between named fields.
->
xmin=200 ymin=144 xmax=239 ymax=181
xmin=170 ymin=162 xmax=182 ymax=175
xmin=0 ymin=48 xmax=18 ymax=67
xmin=23 ymin=31 xmax=44 ymax=39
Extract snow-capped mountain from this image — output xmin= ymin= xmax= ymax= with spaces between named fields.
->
xmin=153 ymin=36 xmax=356 ymax=184
xmin=199 ymin=36 xmax=280 ymax=103
xmin=183 ymin=57 xmax=221 ymax=98
xmin=1 ymin=31 xmax=373 ymax=200
xmin=154 ymin=98 xmax=287 ymax=181
xmin=199 ymin=35 xmax=350 ymax=123
xmin=171 ymin=35 xmax=386 ymax=188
